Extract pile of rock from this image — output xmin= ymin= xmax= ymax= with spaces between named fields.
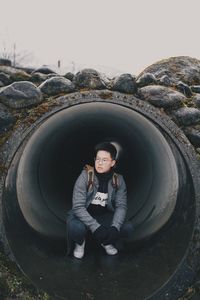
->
xmin=1 ymin=56 xmax=200 ymax=153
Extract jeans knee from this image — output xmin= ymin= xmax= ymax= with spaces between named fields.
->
xmin=120 ymin=221 xmax=134 ymax=238
xmin=68 ymin=217 xmax=87 ymax=244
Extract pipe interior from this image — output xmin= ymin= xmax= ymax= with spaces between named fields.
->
xmin=16 ymin=102 xmax=179 ymax=240
xmin=3 ymin=100 xmax=196 ymax=299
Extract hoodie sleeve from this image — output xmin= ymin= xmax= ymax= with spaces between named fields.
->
xmin=72 ymin=170 xmax=100 ymax=233
xmin=111 ymin=174 xmax=127 ymax=230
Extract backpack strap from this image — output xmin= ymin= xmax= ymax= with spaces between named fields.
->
xmin=112 ymin=172 xmax=119 ymax=190
xmin=84 ymin=164 xmax=119 ymax=191
xmin=84 ymin=164 xmax=95 ymax=192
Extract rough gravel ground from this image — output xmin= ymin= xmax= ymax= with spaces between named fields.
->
xmin=0 ymin=244 xmax=52 ymax=300
xmin=0 ymin=238 xmax=200 ymax=300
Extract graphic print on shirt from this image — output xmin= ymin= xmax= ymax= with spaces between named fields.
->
xmin=91 ymin=192 xmax=108 ymax=207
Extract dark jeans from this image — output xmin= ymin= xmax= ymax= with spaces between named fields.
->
xmin=66 ymin=210 xmax=134 ymax=247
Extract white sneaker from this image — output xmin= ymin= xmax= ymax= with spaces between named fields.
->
xmin=101 ymin=244 xmax=118 ymax=255
xmin=73 ymin=240 xmax=85 ymax=259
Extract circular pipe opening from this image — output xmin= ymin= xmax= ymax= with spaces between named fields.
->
xmin=3 ymin=97 xmax=197 ymax=300
xmin=16 ymin=102 xmax=179 ymax=240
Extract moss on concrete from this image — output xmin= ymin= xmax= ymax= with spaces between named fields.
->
xmin=0 ymin=244 xmax=52 ymax=300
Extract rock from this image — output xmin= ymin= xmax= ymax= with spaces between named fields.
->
xmin=100 ymin=73 xmax=111 ymax=87
xmin=0 ymin=59 xmax=12 ymax=66
xmin=74 ymin=69 xmax=106 ymax=89
xmin=0 ymin=103 xmax=16 ymax=134
xmin=191 ymin=86 xmax=200 ymax=93
xmin=0 ymin=66 xmax=30 ymax=82
xmin=64 ymin=72 xmax=74 ymax=81
xmin=10 ymin=71 xmax=31 ymax=82
xmin=173 ymin=107 xmax=200 ymax=126
xmin=0 ymin=72 xmax=12 ymax=85
xmin=112 ymin=74 xmax=137 ymax=94
xmin=136 ymin=73 xmax=157 ymax=88
xmin=0 ymin=81 xmax=43 ymax=109
xmin=138 ymin=85 xmax=186 ymax=108
xmin=0 ymin=81 xmax=4 ymax=88
xmin=138 ymin=56 xmax=200 ymax=85
xmin=176 ymin=81 xmax=193 ymax=97
xmin=158 ymin=75 xmax=173 ymax=87
xmin=183 ymin=127 xmax=200 ymax=147
xmin=193 ymin=94 xmax=200 ymax=108
xmin=32 ymin=66 xmax=56 ymax=75
xmin=17 ymin=66 xmax=35 ymax=74
xmin=39 ymin=76 xmax=75 ymax=96
xmin=47 ymin=73 xmax=58 ymax=78
xmin=35 ymin=73 xmax=57 ymax=83
xmin=30 ymin=72 xmax=50 ymax=84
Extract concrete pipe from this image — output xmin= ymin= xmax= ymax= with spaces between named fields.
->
xmin=1 ymin=91 xmax=200 ymax=300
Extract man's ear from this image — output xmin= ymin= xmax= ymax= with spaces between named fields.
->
xmin=111 ymin=160 xmax=116 ymax=167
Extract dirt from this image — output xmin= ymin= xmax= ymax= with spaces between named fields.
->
xmin=0 ymin=244 xmax=52 ymax=300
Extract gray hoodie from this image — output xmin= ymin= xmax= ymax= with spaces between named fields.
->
xmin=72 ymin=169 xmax=127 ymax=232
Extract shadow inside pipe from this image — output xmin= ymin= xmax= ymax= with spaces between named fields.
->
xmin=16 ymin=103 xmax=180 ymax=240
xmin=3 ymin=102 xmax=195 ymax=300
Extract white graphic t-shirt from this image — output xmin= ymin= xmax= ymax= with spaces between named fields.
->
xmin=91 ymin=192 xmax=108 ymax=207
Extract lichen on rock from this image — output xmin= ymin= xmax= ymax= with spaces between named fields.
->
xmin=173 ymin=107 xmax=200 ymax=126
xmin=111 ymin=73 xmax=137 ymax=94
xmin=138 ymin=56 xmax=200 ymax=86
xmin=39 ymin=76 xmax=76 ymax=96
xmin=73 ymin=68 xmax=107 ymax=89
xmin=138 ymin=85 xmax=186 ymax=108
xmin=0 ymin=81 xmax=43 ymax=109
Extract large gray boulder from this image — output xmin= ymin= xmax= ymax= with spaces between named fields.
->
xmin=136 ymin=72 xmax=157 ymax=88
xmin=138 ymin=85 xmax=186 ymax=108
xmin=0 ymin=72 xmax=12 ymax=85
xmin=138 ymin=56 xmax=200 ymax=86
xmin=30 ymin=72 xmax=51 ymax=84
xmin=39 ymin=76 xmax=75 ymax=96
xmin=32 ymin=66 xmax=56 ymax=75
xmin=10 ymin=71 xmax=31 ymax=82
xmin=111 ymin=73 xmax=137 ymax=94
xmin=0 ymin=66 xmax=31 ymax=82
xmin=176 ymin=81 xmax=193 ymax=98
xmin=157 ymin=75 xmax=174 ymax=87
xmin=173 ymin=107 xmax=200 ymax=126
xmin=64 ymin=72 xmax=75 ymax=81
xmin=176 ymin=81 xmax=193 ymax=97
xmin=0 ymin=81 xmax=43 ymax=109
xmin=73 ymin=69 xmax=107 ymax=89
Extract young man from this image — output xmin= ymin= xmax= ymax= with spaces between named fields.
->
xmin=67 ymin=142 xmax=130 ymax=259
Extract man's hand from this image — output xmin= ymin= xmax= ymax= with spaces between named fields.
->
xmin=103 ymin=226 xmax=119 ymax=245
xmin=93 ymin=225 xmax=108 ymax=244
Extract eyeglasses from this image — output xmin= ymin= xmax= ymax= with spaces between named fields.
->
xmin=95 ymin=158 xmax=113 ymax=164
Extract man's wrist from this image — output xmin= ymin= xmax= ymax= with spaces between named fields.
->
xmin=90 ymin=222 xmax=101 ymax=233
xmin=111 ymin=224 xmax=120 ymax=231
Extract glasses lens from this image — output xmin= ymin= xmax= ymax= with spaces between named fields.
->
xmin=95 ymin=158 xmax=111 ymax=164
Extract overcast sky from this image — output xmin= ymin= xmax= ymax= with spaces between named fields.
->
xmin=0 ymin=0 xmax=200 ymax=75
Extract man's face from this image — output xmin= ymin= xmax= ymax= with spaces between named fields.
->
xmin=95 ymin=150 xmax=116 ymax=173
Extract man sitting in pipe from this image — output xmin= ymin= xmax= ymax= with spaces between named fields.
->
xmin=67 ymin=142 xmax=133 ymax=259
